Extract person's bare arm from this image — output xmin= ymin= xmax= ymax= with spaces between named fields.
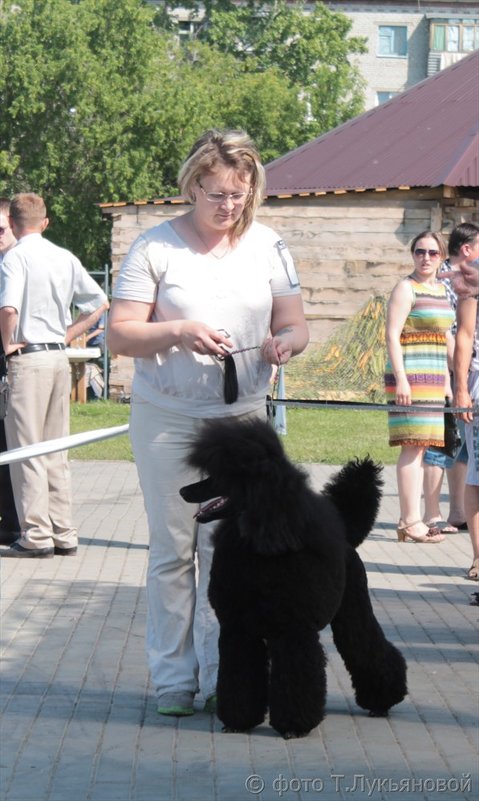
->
xmin=65 ymin=302 xmax=109 ymax=345
xmin=385 ymin=280 xmax=414 ymax=405
xmin=445 ymin=328 xmax=454 ymax=398
xmin=85 ymin=324 xmax=104 ymax=343
xmin=453 ymin=296 xmax=477 ymax=422
xmin=261 ymin=294 xmax=309 ymax=365
xmin=106 ymin=298 xmax=233 ymax=358
xmin=0 ymin=307 xmax=24 ymax=354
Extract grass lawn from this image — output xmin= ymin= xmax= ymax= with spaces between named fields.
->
xmin=70 ymin=400 xmax=131 ymax=461
xmin=69 ymin=400 xmax=395 ymax=464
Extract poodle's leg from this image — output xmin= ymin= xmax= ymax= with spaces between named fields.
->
xmin=268 ymin=627 xmax=327 ymax=739
xmin=216 ymin=626 xmax=268 ymax=732
xmin=330 ymin=549 xmax=407 ymax=716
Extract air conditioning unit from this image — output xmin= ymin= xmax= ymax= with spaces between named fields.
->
xmin=427 ymin=52 xmax=441 ymax=75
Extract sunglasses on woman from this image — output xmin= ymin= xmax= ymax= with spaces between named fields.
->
xmin=414 ymin=248 xmax=440 ymax=258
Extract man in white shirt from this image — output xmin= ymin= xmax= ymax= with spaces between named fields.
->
xmin=0 ymin=193 xmax=108 ymax=558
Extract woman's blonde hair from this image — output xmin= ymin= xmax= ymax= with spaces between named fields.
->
xmin=178 ymin=129 xmax=266 ymax=241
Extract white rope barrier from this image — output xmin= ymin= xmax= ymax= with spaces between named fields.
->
xmin=0 ymin=424 xmax=129 ymax=466
xmin=0 ymin=399 xmax=477 ymax=466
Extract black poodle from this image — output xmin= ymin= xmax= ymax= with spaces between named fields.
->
xmin=180 ymin=417 xmax=407 ymax=739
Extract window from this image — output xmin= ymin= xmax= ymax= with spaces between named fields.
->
xmin=447 ymin=25 xmax=460 ymax=52
xmin=430 ymin=21 xmax=479 ymax=53
xmin=462 ymin=26 xmax=476 ymax=51
xmin=177 ymin=19 xmax=200 ymax=40
xmin=376 ymin=91 xmax=399 ymax=105
xmin=377 ymin=26 xmax=408 ymax=57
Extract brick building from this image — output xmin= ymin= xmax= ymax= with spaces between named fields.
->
xmin=324 ymin=1 xmax=478 ymax=108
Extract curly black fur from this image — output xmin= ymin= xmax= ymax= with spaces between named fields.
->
xmin=180 ymin=417 xmax=407 ymax=738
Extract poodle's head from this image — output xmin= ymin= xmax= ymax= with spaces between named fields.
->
xmin=180 ymin=417 xmax=307 ymax=554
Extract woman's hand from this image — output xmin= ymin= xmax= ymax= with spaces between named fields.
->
xmin=178 ymin=321 xmax=233 ymax=357
xmin=395 ymin=374 xmax=412 ymax=405
xmin=441 ymin=262 xmax=479 ymax=298
xmin=454 ymin=388 xmax=474 ymax=423
xmin=261 ymin=333 xmax=293 ymax=365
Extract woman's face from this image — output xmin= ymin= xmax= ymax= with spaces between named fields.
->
xmin=411 ymin=236 xmax=442 ymax=280
xmin=194 ymin=165 xmax=251 ymax=233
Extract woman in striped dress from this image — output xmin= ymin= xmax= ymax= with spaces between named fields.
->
xmin=385 ymin=232 xmax=455 ymax=543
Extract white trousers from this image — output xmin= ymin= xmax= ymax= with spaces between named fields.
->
xmin=130 ymin=397 xmax=265 ymax=700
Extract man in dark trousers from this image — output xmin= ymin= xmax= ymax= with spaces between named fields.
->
xmin=0 ymin=197 xmax=20 ymax=545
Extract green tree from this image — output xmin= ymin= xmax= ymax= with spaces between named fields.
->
xmin=176 ymin=40 xmax=307 ymax=164
xmin=174 ymin=0 xmax=367 ymax=136
xmin=0 ymin=0 xmax=174 ymax=265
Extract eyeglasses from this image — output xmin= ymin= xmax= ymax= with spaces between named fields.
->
xmin=414 ymin=248 xmax=440 ymax=258
xmin=197 ymin=181 xmax=251 ymax=204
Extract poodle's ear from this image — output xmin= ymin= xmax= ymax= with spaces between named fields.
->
xmin=242 ymin=455 xmax=286 ymax=512
xmin=239 ymin=460 xmax=307 ymax=555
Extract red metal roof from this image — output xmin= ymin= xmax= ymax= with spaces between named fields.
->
xmin=265 ymin=50 xmax=479 ymax=195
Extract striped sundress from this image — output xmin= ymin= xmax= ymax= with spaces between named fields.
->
xmin=385 ymin=277 xmax=455 ymax=447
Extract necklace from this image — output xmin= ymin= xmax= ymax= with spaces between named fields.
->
xmin=190 ymin=216 xmax=231 ymax=260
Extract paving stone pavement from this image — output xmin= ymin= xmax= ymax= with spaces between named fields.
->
xmin=1 ymin=459 xmax=478 ymax=801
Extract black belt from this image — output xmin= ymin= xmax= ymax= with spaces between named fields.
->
xmin=8 ymin=343 xmax=66 ymax=357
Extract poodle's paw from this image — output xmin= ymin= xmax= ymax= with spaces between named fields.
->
xmin=222 ymin=725 xmax=249 ymax=733
xmin=282 ymin=730 xmax=310 ymax=739
xmin=367 ymin=708 xmax=389 ymax=718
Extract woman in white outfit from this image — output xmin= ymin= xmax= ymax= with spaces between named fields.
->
xmin=108 ymin=129 xmax=309 ymax=716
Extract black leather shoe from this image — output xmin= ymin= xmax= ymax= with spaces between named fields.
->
xmin=0 ymin=542 xmax=54 ymax=558
xmin=0 ymin=529 xmax=21 ymax=546
xmin=54 ymin=546 xmax=78 ymax=556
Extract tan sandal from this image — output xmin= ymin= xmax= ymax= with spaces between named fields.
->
xmin=396 ymin=520 xmax=445 ymax=543
xmin=466 ymin=559 xmax=479 ymax=581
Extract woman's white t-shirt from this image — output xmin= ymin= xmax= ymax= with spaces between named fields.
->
xmin=113 ymin=219 xmax=302 ymax=417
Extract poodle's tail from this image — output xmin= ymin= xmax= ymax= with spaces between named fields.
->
xmin=322 ymin=457 xmax=383 ymax=549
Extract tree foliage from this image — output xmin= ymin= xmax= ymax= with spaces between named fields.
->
xmin=1 ymin=0 xmax=170 ymax=264
xmin=175 ymin=0 xmax=367 ymax=135
xmin=0 ymin=0 xmax=365 ymax=267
